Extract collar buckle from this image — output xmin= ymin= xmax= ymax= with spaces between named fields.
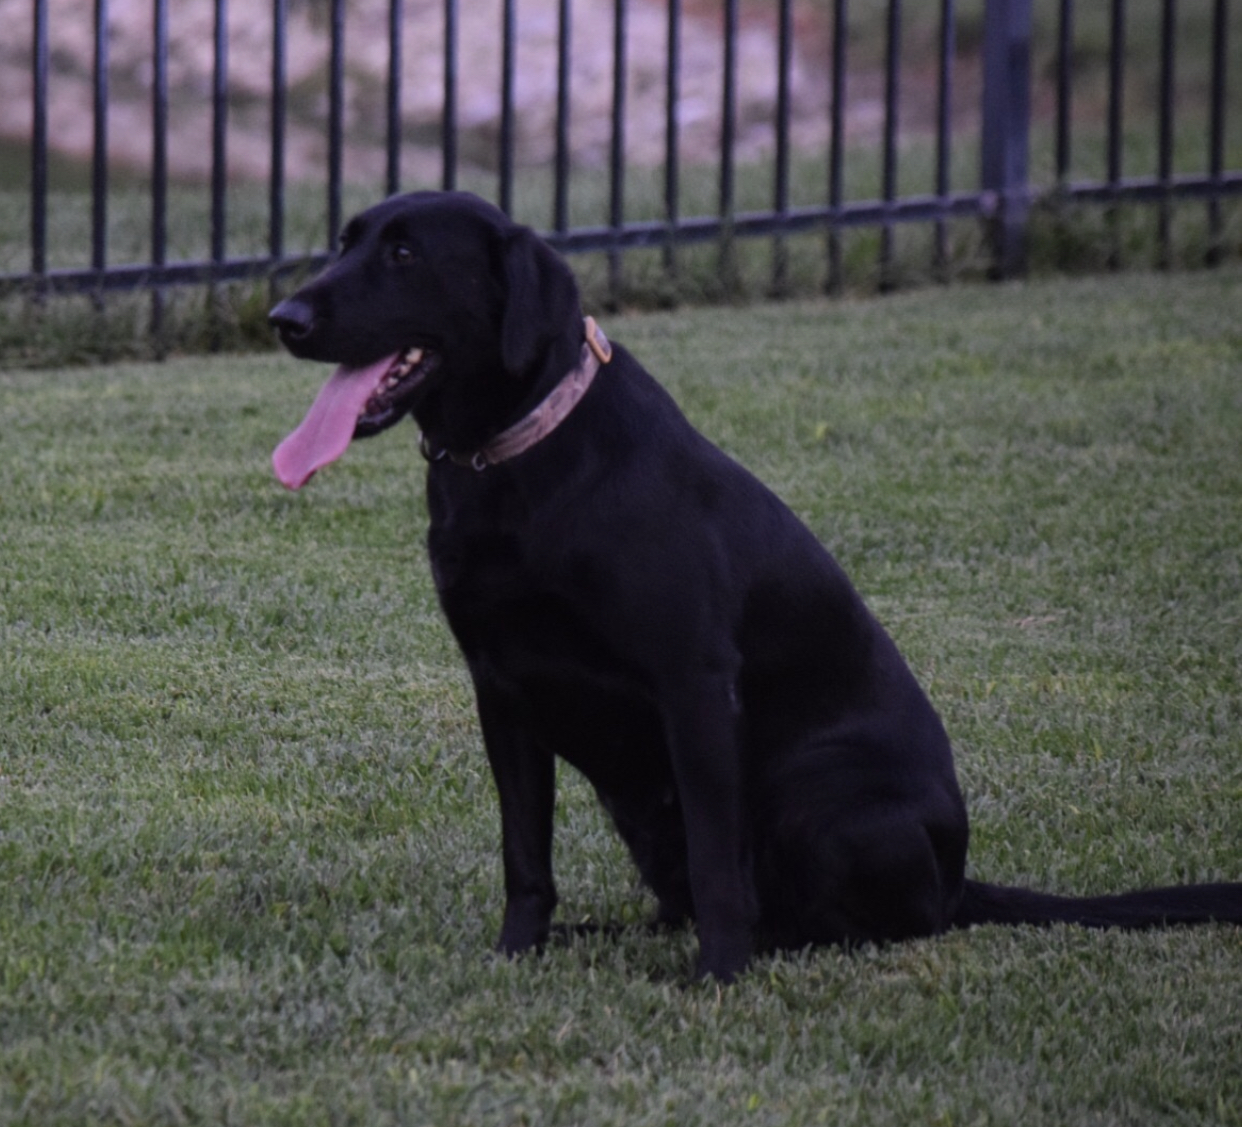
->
xmin=584 ymin=315 xmax=612 ymax=366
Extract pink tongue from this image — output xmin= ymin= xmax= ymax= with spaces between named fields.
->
xmin=272 ymin=355 xmax=397 ymax=490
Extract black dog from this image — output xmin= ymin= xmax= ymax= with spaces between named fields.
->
xmin=269 ymin=190 xmax=1242 ymax=982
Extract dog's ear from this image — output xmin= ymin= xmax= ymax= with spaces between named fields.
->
xmin=500 ymin=226 xmax=581 ymax=377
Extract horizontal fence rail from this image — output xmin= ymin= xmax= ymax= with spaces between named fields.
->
xmin=3 ymin=0 xmax=1240 ymax=326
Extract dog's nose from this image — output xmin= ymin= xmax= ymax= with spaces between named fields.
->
xmin=268 ymin=297 xmax=315 ymax=340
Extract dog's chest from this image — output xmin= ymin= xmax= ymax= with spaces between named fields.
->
xmin=428 ymin=501 xmax=604 ymax=646
xmin=432 ymin=535 xmax=612 ymax=678
xmin=426 ymin=475 xmax=613 ymax=622
xmin=427 ymin=507 xmax=659 ymax=756
xmin=428 ymin=520 xmax=523 ymax=608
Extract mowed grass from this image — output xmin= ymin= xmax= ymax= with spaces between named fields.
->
xmin=2 ymin=268 xmax=1241 ymax=1125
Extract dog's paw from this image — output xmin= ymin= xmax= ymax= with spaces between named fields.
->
xmin=691 ymin=930 xmax=753 ymax=984
xmin=495 ymin=917 xmax=551 ymax=958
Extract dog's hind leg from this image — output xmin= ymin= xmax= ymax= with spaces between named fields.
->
xmin=757 ymin=812 xmax=961 ymax=948
xmin=755 ymin=749 xmax=968 ymax=949
xmin=598 ymin=786 xmax=696 ymax=928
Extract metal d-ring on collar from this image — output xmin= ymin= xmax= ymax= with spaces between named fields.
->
xmin=419 ymin=317 xmax=612 ymax=471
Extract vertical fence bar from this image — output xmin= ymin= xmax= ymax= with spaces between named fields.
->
xmin=981 ymin=0 xmax=1032 ymax=279
xmin=719 ymin=0 xmax=738 ymax=286
xmin=210 ymin=0 xmax=228 ymax=346
xmin=151 ymin=0 xmax=169 ymax=349
xmin=934 ymin=0 xmax=955 ymax=280
xmin=1055 ymin=0 xmax=1073 ymax=183
xmin=31 ymin=0 xmax=49 ymax=287
xmin=827 ymin=0 xmax=847 ymax=294
xmin=93 ymin=0 xmax=110 ymax=295
xmin=1106 ymin=0 xmax=1124 ymax=269
xmin=879 ymin=0 xmax=901 ymax=291
xmin=1157 ymin=0 xmax=1175 ymax=269
xmin=1207 ymin=0 xmax=1227 ymax=266
xmin=500 ymin=0 xmax=516 ymax=215
xmin=328 ymin=0 xmax=345 ymax=246
xmin=663 ymin=0 xmax=681 ymax=281
xmin=771 ymin=0 xmax=793 ymax=296
xmin=270 ymin=0 xmax=287 ymax=268
xmin=554 ymin=0 xmax=572 ymax=234
xmin=1106 ymin=0 xmax=1124 ymax=186
xmin=443 ymin=0 xmax=458 ymax=190
xmin=387 ymin=0 xmax=403 ymax=196
xmin=608 ymin=0 xmax=628 ymax=304
xmin=211 ymin=0 xmax=228 ymax=268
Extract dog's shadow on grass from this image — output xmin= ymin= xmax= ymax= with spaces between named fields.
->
xmin=542 ymin=918 xmax=702 ymax=985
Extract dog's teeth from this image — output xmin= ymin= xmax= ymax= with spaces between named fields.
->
xmin=377 ymin=348 xmax=425 ymax=397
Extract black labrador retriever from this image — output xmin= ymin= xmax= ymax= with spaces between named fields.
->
xmin=269 ymin=190 xmax=1242 ymax=982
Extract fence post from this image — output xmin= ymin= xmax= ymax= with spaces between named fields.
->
xmin=981 ymin=0 xmax=1032 ymax=278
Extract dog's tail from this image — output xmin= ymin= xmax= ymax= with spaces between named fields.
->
xmin=952 ymin=878 xmax=1242 ymax=931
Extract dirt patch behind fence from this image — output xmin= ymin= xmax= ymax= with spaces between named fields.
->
xmin=0 ymin=0 xmax=903 ymax=184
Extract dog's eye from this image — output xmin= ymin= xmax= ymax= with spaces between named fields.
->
xmin=391 ymin=244 xmax=415 ymax=265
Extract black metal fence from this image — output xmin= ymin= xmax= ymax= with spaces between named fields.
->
xmin=5 ymin=0 xmax=1240 ymax=316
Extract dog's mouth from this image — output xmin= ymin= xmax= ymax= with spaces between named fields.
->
xmin=273 ymin=345 xmax=438 ymax=491
xmin=356 ymin=346 xmax=439 ymax=434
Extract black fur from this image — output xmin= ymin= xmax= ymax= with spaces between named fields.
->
xmin=270 ymin=190 xmax=1242 ymax=982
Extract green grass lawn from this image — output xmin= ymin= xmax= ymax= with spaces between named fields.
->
xmin=2 ymin=267 xmax=1241 ymax=1125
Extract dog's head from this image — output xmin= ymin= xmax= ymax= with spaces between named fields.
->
xmin=270 ymin=191 xmax=581 ymax=489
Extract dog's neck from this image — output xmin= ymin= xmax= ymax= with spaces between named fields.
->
xmin=420 ymin=317 xmax=612 ymax=472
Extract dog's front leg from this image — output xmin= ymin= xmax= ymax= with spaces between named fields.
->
xmin=663 ymin=668 xmax=757 ymax=983
xmin=474 ymin=680 xmax=558 ymax=957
